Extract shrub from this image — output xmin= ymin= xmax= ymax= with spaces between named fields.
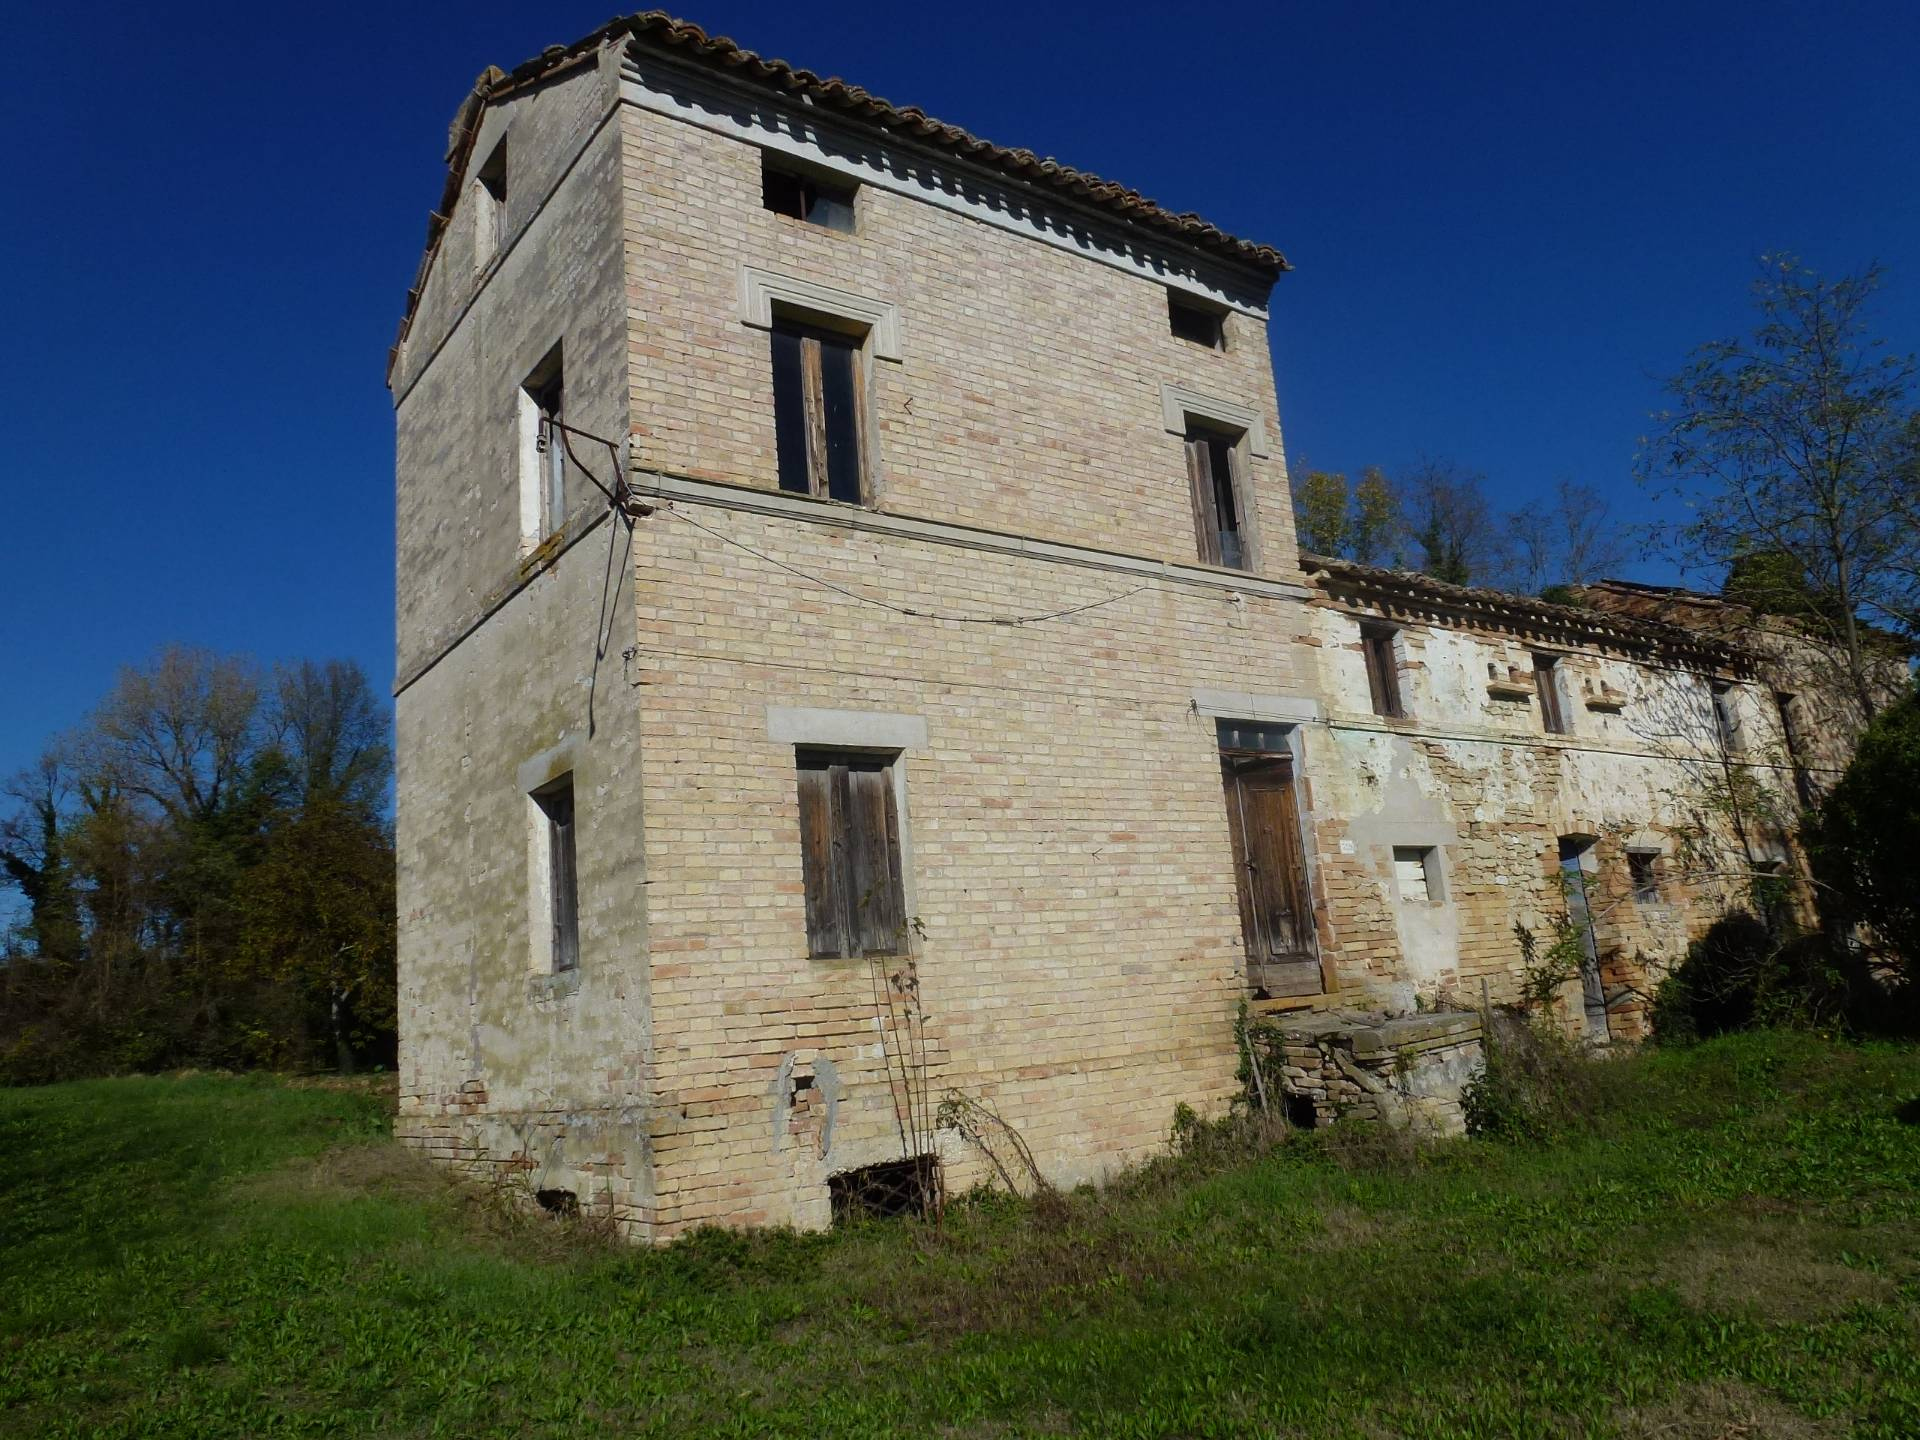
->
xmin=1808 ymin=684 xmax=1920 ymax=993
xmin=1461 ymin=1010 xmax=1602 ymax=1142
xmin=1651 ymin=911 xmax=1877 ymax=1042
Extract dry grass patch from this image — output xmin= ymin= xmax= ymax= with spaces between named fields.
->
xmin=1616 ymin=1379 xmax=1839 ymax=1439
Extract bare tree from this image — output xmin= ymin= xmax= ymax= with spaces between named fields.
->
xmin=86 ymin=646 xmax=263 ymax=824
xmin=1511 ymin=480 xmax=1633 ymax=596
xmin=1639 ymin=256 xmax=1919 ymax=723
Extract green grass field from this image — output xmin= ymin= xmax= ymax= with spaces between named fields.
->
xmin=2 ymin=1033 xmax=1917 ymax=1438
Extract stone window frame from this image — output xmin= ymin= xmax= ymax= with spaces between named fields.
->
xmin=741 ymin=268 xmax=900 ymax=508
xmin=767 ymin=707 xmax=925 ymax=961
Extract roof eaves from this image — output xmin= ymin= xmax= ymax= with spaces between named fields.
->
xmin=388 ymin=11 xmax=1288 ymax=387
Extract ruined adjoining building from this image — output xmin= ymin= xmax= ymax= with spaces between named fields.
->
xmin=388 ymin=14 xmax=1868 ymax=1238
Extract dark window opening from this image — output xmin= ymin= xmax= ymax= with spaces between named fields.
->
xmin=1627 ymin=850 xmax=1660 ymax=902
xmin=771 ymin=320 xmax=866 ymax=504
xmin=1283 ymin=1092 xmax=1318 ymax=1129
xmin=535 ymin=1188 xmax=579 ymax=1218
xmin=535 ymin=774 xmax=579 ymax=973
xmin=1534 ymin=654 xmax=1568 ymax=734
xmin=1220 ymin=728 xmax=1320 ymax=998
xmin=762 ymin=160 xmax=857 ymax=232
xmin=524 ymin=345 xmax=566 ymax=537
xmin=829 ymin=1155 xmax=938 ymax=1222
xmin=475 ymin=137 xmax=507 ymax=264
xmin=796 ymin=750 xmax=906 ymax=958
xmin=1558 ymin=837 xmax=1608 ymax=1041
xmin=1184 ymin=426 xmax=1248 ymax=570
xmin=1168 ymin=294 xmax=1225 ymax=349
xmin=1362 ymin=625 xmax=1403 ymax=717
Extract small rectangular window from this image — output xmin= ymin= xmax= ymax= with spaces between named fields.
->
xmin=1534 ymin=654 xmax=1569 ymax=734
xmin=522 ymin=345 xmax=566 ymax=539
xmin=1362 ymin=625 xmax=1403 ymax=717
xmin=771 ymin=320 xmax=866 ymax=504
xmin=1393 ymin=846 xmax=1439 ymax=904
xmin=762 ymin=158 xmax=857 ymax=232
xmin=1627 ymin=850 xmax=1660 ymax=902
xmin=1711 ymin=681 xmax=1743 ymax=753
xmin=474 ymin=137 xmax=507 ymax=270
xmin=534 ymin=775 xmax=579 ymax=973
xmin=795 ymin=751 xmax=905 ymax=958
xmin=1184 ymin=426 xmax=1248 ymax=570
xmin=1168 ymin=294 xmax=1225 ymax=349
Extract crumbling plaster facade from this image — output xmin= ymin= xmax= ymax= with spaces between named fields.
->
xmin=388 ymin=18 xmax=1867 ymax=1240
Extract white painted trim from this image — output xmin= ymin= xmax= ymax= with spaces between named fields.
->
xmin=518 ymin=735 xmax=584 ymax=978
xmin=739 ymin=267 xmax=902 ymax=361
xmin=1161 ymin=384 xmax=1271 ymax=457
xmin=767 ymin=706 xmax=927 ymax=749
xmin=618 ymin=59 xmax=1273 ymax=319
xmin=629 ymin=470 xmax=1314 ymax=604
xmin=516 ymin=387 xmax=543 ymax=547
xmin=1191 ymin=689 xmax=1323 ymax=725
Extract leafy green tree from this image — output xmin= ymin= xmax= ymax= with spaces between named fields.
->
xmin=1640 ymin=256 xmax=1920 ymax=723
xmin=1349 ymin=466 xmax=1398 ymax=566
xmin=1293 ymin=469 xmax=1351 ymax=555
xmin=1809 ymin=683 xmax=1920 ymax=985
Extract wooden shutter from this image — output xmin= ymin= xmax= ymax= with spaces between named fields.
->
xmin=797 ymin=753 xmax=904 ymax=958
xmin=1220 ymin=439 xmax=1250 ymax=569
xmin=797 ymin=758 xmax=847 ymax=958
xmin=844 ymin=764 xmax=904 ymax=953
xmin=1535 ymin=657 xmax=1567 ymax=734
xmin=1186 ymin=437 xmax=1222 ymax=565
xmin=1221 ymin=754 xmax=1320 ymax=995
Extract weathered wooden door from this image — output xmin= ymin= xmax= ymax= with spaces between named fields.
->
xmin=1222 ymin=753 xmax=1320 ymax=996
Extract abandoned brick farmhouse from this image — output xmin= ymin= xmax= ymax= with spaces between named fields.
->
xmin=388 ymin=14 xmax=1868 ymax=1237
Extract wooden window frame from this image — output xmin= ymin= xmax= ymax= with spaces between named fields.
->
xmin=533 ymin=774 xmax=579 ymax=974
xmin=1184 ymin=423 xmax=1252 ymax=571
xmin=762 ymin=156 xmax=858 ymax=233
xmin=1361 ymin=624 xmax=1404 ymax=718
xmin=1533 ymin=653 xmax=1569 ymax=735
xmin=771 ymin=317 xmax=869 ymax=505
xmin=795 ymin=749 xmax=907 ymax=959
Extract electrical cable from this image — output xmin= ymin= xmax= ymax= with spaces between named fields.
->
xmin=656 ymin=503 xmax=1148 ymax=627
xmin=541 ymin=417 xmax=1151 ymax=628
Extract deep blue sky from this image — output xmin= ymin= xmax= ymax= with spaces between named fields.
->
xmin=4 ymin=0 xmax=1917 ymax=781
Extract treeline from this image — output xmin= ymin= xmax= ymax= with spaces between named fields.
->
xmin=1293 ymin=461 xmax=1629 ymax=600
xmin=0 ymin=648 xmax=396 ymax=1084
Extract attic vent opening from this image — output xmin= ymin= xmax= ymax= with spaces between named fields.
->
xmin=828 ymin=1155 xmax=939 ymax=1223
xmin=1168 ymin=293 xmax=1225 ymax=349
xmin=762 ymin=156 xmax=857 ymax=232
